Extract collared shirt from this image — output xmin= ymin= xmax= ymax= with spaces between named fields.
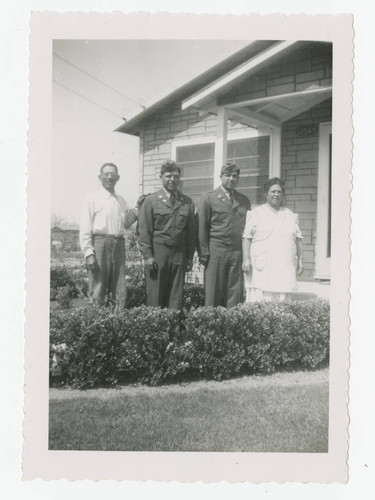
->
xmin=220 ymin=185 xmax=235 ymax=201
xmin=80 ymin=186 xmax=129 ymax=258
xmin=161 ymin=186 xmax=171 ymax=199
xmin=220 ymin=185 xmax=231 ymax=199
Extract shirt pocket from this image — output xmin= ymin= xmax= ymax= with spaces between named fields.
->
xmin=154 ymin=207 xmax=171 ymax=230
xmin=93 ymin=205 xmax=104 ymax=217
xmin=177 ymin=207 xmax=189 ymax=229
xmin=254 ymin=252 xmax=267 ymax=271
xmin=212 ymin=207 xmax=228 ymax=223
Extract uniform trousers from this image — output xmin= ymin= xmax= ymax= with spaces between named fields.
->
xmin=145 ymin=242 xmax=186 ymax=309
xmin=88 ymin=235 xmax=126 ymax=308
xmin=204 ymin=241 xmax=243 ymax=308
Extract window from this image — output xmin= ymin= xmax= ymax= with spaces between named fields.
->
xmin=175 ymin=142 xmax=215 ymax=206
xmin=173 ymin=134 xmax=272 ymax=206
xmin=227 ymin=136 xmax=270 ymax=205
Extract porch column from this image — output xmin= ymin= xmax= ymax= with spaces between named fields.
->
xmin=269 ymin=126 xmax=281 ymax=178
xmin=214 ymin=107 xmax=228 ymax=182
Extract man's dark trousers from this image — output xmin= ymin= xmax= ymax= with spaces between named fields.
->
xmin=145 ymin=243 xmax=186 ymax=309
xmin=204 ymin=241 xmax=243 ymax=307
xmin=88 ymin=234 xmax=126 ymax=308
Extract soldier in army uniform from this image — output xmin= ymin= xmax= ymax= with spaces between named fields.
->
xmin=197 ymin=162 xmax=251 ymax=308
xmin=138 ymin=160 xmax=196 ymax=309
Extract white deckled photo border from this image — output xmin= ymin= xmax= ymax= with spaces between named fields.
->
xmin=24 ymin=12 xmax=353 ymax=483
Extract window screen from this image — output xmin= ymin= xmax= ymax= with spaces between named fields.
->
xmin=176 ymin=136 xmax=270 ymax=206
xmin=227 ymin=136 xmax=270 ymax=206
xmin=176 ymin=143 xmax=215 ymax=206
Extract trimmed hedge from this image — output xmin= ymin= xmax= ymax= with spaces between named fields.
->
xmin=50 ymin=299 xmax=330 ymax=388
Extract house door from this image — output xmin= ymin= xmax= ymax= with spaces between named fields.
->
xmin=315 ymin=122 xmax=332 ymax=279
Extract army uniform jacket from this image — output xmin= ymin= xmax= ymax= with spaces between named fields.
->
xmin=138 ymin=189 xmax=196 ymax=261
xmin=197 ymin=187 xmax=251 ymax=256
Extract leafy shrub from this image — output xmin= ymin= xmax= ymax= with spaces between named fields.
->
xmin=50 ymin=306 xmax=184 ymax=388
xmin=55 ymin=286 xmax=73 ymax=309
xmin=50 ymin=265 xmax=88 ymax=301
xmin=125 ymin=228 xmax=142 ymax=262
xmin=183 ymin=283 xmax=205 ymax=310
xmin=282 ymin=300 xmax=330 ymax=368
xmin=183 ymin=307 xmax=247 ymax=380
xmin=50 ymin=266 xmax=76 ymax=300
xmin=50 ymin=299 xmax=330 ymax=388
xmin=125 ymin=283 xmax=146 ymax=308
xmin=115 ymin=306 xmax=184 ymax=384
xmin=125 ymin=261 xmax=144 ymax=288
xmin=183 ymin=301 xmax=330 ymax=380
xmin=71 ymin=269 xmax=89 ymax=297
xmin=50 ymin=306 xmax=122 ymax=387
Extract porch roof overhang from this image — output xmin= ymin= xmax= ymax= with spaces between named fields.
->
xmin=181 ymin=40 xmax=332 ymax=130
xmin=181 ymin=40 xmax=308 ymax=112
xmin=220 ymin=85 xmax=332 ymax=129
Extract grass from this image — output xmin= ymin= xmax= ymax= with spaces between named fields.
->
xmin=49 ymin=369 xmax=328 ymax=452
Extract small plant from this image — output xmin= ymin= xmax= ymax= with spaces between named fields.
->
xmin=50 ymin=265 xmax=88 ymax=301
xmin=55 ymin=286 xmax=73 ymax=309
xmin=183 ymin=283 xmax=205 ymax=310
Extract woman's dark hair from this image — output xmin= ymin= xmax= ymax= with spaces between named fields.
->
xmin=263 ymin=177 xmax=285 ymax=194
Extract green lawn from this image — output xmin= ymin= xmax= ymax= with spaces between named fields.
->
xmin=49 ymin=369 xmax=328 ymax=452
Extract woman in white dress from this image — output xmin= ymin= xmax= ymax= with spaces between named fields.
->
xmin=242 ymin=178 xmax=303 ymax=302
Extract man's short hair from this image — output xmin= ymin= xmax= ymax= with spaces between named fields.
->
xmin=220 ymin=162 xmax=240 ymax=176
xmin=100 ymin=163 xmax=119 ymax=175
xmin=263 ymin=177 xmax=285 ymax=194
xmin=160 ymin=160 xmax=181 ymax=176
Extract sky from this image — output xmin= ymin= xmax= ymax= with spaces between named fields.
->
xmin=52 ymin=39 xmax=250 ymax=225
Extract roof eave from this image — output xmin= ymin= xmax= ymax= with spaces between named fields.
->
xmin=114 ymin=41 xmax=277 ymax=135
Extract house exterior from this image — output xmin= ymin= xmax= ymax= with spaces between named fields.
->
xmin=116 ymin=41 xmax=332 ymax=297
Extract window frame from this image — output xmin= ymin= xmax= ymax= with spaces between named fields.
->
xmin=171 ymin=128 xmax=278 ymax=203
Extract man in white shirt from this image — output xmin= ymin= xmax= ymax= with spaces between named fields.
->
xmin=80 ymin=163 xmax=138 ymax=309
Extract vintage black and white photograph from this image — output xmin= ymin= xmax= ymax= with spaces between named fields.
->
xmin=24 ymin=12 xmax=352 ymax=483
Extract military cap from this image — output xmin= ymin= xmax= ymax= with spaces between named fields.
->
xmin=220 ymin=162 xmax=240 ymax=175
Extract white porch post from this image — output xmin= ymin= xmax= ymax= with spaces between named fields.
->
xmin=214 ymin=107 xmax=228 ymax=182
xmin=269 ymin=126 xmax=281 ymax=178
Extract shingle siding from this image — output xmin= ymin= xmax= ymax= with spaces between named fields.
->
xmin=141 ymin=102 xmax=251 ymax=193
xmin=281 ymin=98 xmax=332 ymax=281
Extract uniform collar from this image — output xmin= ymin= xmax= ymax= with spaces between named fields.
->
xmin=161 ymin=186 xmax=171 ymax=199
xmin=217 ymin=186 xmax=239 ymax=208
xmin=157 ymin=188 xmax=182 ymax=209
xmin=220 ymin=185 xmax=232 ymax=198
